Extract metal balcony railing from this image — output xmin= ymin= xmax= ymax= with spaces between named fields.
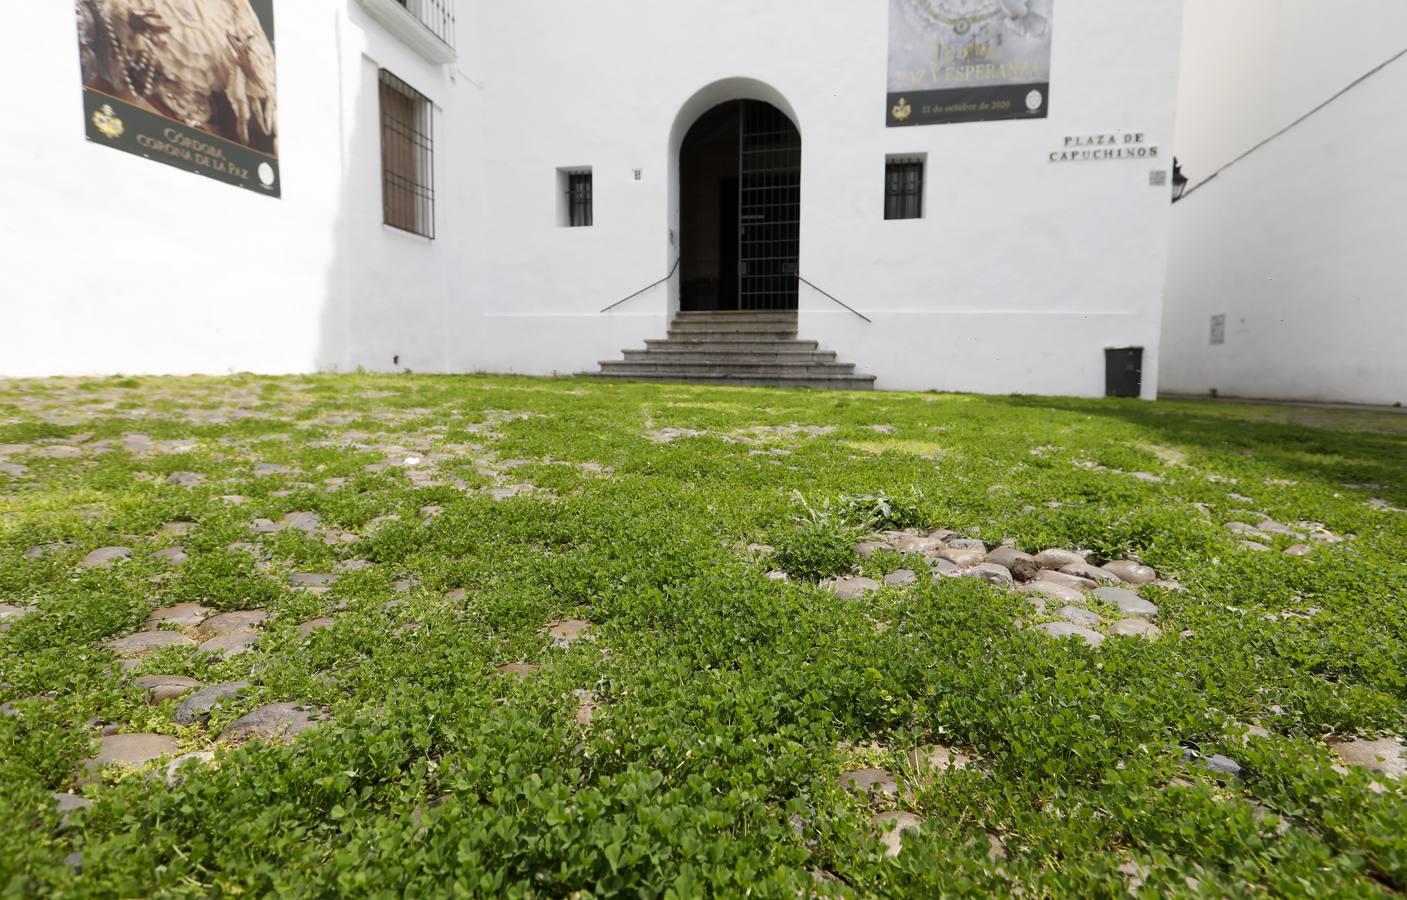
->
xmin=396 ymin=0 xmax=455 ymax=49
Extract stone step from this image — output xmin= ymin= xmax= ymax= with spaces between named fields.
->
xmin=623 ymin=349 xmax=837 ymax=365
xmin=674 ymin=311 xmax=799 ymax=323
xmin=598 ymin=311 xmax=873 ymax=391
xmin=598 ymin=361 xmax=858 ymax=378
xmin=660 ymin=333 xmax=807 ymax=345
xmin=645 ymin=338 xmax=821 ymax=353
xmin=589 ymin=372 xmax=876 ymax=390
xmin=668 ymin=322 xmax=800 ymax=336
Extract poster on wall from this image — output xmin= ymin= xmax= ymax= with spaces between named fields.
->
xmin=75 ymin=0 xmax=280 ymax=196
xmin=887 ymin=0 xmax=1054 ymax=127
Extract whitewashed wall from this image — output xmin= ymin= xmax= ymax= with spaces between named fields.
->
xmin=0 ymin=2 xmax=454 ymax=377
xmin=2 ymin=3 xmax=335 ymax=376
xmin=1172 ymin=0 xmax=1407 ymax=181
xmin=453 ymin=0 xmax=1185 ymax=397
xmin=2 ymin=0 xmax=1186 ymax=399
xmin=1162 ymin=0 xmax=1407 ymax=406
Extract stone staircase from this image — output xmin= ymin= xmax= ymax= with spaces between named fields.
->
xmin=593 ymin=311 xmax=875 ymax=390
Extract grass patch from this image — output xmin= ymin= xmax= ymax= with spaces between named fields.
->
xmin=842 ymin=439 xmax=945 ymax=460
xmin=1 ymin=374 xmax=1405 ymax=896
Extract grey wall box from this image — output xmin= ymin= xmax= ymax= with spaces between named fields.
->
xmin=1104 ymin=347 xmax=1144 ymax=398
xmin=1210 ymin=314 xmax=1226 ymax=345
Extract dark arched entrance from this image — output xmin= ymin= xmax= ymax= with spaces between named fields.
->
xmin=679 ymin=100 xmax=801 ymax=311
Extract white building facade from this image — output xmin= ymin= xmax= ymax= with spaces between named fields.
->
xmin=2 ymin=1 xmax=1186 ymax=398
xmin=1162 ymin=0 xmax=1407 ymax=407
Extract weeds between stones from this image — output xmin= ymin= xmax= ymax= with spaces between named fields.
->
xmin=0 ymin=374 xmax=1405 ymax=896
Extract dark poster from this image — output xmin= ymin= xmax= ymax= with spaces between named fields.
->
xmin=76 ymin=0 xmax=280 ymax=196
xmin=887 ymin=0 xmax=1054 ymax=127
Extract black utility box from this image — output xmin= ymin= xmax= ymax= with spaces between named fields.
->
xmin=1104 ymin=347 xmax=1145 ymax=398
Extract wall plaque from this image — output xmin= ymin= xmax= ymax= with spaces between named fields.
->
xmin=887 ymin=0 xmax=1054 ymax=127
xmin=76 ymin=0 xmax=280 ymax=196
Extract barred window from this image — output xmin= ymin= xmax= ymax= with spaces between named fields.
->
xmin=566 ymin=170 xmax=593 ymax=227
xmin=884 ymin=158 xmax=924 ymax=221
xmin=379 ymin=70 xmax=435 ymax=238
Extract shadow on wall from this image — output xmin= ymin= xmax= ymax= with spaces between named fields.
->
xmin=316 ymin=98 xmax=354 ymax=375
xmin=996 ymin=394 xmax=1407 ymax=501
xmin=315 ymin=15 xmax=365 ymax=376
xmin=316 ymin=12 xmax=451 ymax=376
xmin=314 ymin=57 xmax=400 ymax=375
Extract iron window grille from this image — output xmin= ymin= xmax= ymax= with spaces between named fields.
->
xmin=738 ymin=100 xmax=801 ymax=311
xmin=884 ymin=158 xmax=924 ymax=220
xmin=566 ymin=171 xmax=593 ymax=227
xmin=395 ymin=0 xmax=456 ymax=49
xmin=379 ymin=70 xmax=435 ymax=239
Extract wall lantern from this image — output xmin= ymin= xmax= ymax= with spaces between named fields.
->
xmin=1171 ymin=158 xmax=1189 ymax=202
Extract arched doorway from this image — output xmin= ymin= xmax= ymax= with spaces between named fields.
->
xmin=678 ymin=100 xmax=801 ymax=312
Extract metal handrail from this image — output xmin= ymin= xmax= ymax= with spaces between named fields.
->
xmin=600 ymin=258 xmax=680 ymax=313
xmin=799 ymin=276 xmax=872 ymax=324
xmin=1179 ymin=45 xmax=1407 ymax=202
xmin=600 ymin=264 xmax=872 ymax=323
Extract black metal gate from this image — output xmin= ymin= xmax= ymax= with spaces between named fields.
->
xmin=737 ymin=101 xmax=801 ymax=311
